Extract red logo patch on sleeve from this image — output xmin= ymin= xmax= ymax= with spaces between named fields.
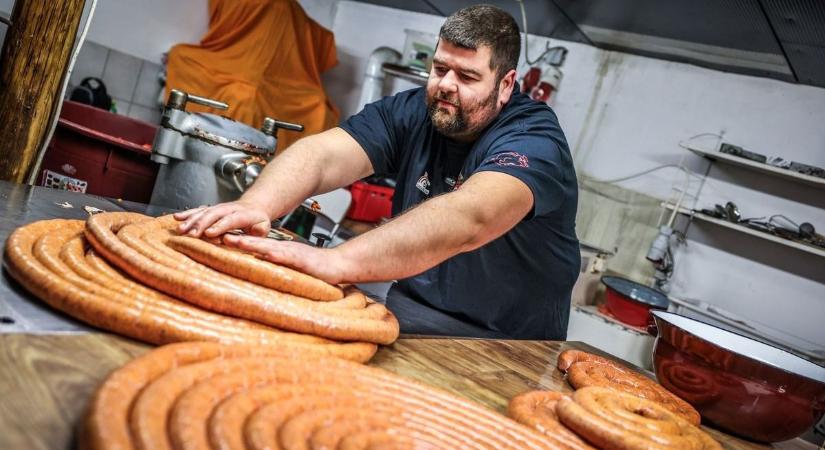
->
xmin=486 ymin=151 xmax=529 ymax=168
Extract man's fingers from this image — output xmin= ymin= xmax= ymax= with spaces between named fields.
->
xmin=223 ymin=235 xmax=302 ymax=268
xmin=203 ymin=210 xmax=268 ymax=238
xmin=173 ymin=206 xmax=207 ymax=221
xmin=248 ymin=220 xmax=271 ymax=237
xmin=182 ymin=204 xmax=241 ymax=236
xmin=223 ymin=234 xmax=276 ymax=255
xmin=222 ymin=235 xmax=341 ymax=284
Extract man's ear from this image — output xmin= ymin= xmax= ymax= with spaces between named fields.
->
xmin=498 ymin=69 xmax=517 ymax=106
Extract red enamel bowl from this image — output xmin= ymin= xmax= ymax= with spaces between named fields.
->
xmin=651 ymin=311 xmax=825 ymax=442
xmin=601 ymin=276 xmax=669 ymax=327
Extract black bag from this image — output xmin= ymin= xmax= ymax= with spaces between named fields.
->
xmin=70 ymin=77 xmax=113 ymax=111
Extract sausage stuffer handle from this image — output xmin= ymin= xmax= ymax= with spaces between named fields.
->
xmin=166 ymin=89 xmax=228 ymax=111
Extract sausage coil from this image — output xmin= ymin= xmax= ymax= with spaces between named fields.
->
xmin=508 ymin=391 xmax=595 ymax=450
xmin=82 ymin=342 xmax=559 ymax=450
xmin=84 ymin=213 xmax=399 ymax=344
xmin=556 ymin=387 xmax=721 ymax=450
xmin=567 ymin=360 xmax=701 ymax=425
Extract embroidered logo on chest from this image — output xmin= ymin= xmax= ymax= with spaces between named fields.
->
xmin=416 ymin=172 xmax=431 ymax=195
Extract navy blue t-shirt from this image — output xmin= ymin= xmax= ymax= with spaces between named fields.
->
xmin=340 ymin=87 xmax=580 ymax=339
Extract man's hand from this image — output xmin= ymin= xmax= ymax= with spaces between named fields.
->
xmin=175 ymin=201 xmax=272 ymax=238
xmin=222 ymin=234 xmax=346 ymax=284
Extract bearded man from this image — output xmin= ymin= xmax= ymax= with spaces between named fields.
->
xmin=177 ymin=4 xmax=580 ymax=339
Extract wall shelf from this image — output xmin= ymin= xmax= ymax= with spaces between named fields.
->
xmin=663 ymin=203 xmax=825 ymax=258
xmin=685 ymin=145 xmax=825 ymax=188
xmin=381 ymin=63 xmax=428 ymax=85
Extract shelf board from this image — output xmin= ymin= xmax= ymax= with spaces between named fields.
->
xmin=685 ymin=145 xmax=825 ymax=188
xmin=664 ymin=203 xmax=825 ymax=258
xmin=381 ymin=63 xmax=428 ymax=85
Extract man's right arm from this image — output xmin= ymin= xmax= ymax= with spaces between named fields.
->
xmin=176 ymin=127 xmax=374 ymax=238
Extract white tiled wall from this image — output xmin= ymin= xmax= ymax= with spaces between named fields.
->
xmin=66 ymin=41 xmax=164 ymax=125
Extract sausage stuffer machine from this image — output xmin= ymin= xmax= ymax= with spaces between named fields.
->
xmin=148 ymin=89 xmax=303 ymax=211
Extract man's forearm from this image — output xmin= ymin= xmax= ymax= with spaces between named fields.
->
xmin=333 ymin=194 xmax=480 ymax=282
xmin=241 ymin=128 xmax=374 ymax=219
xmin=331 ymin=171 xmax=534 ymax=283
xmin=241 ymin=138 xmax=324 ymax=219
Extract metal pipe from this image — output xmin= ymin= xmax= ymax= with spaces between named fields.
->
xmin=356 ymin=47 xmax=401 ymax=112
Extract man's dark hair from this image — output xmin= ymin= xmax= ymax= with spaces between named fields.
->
xmin=438 ymin=4 xmax=521 ymax=84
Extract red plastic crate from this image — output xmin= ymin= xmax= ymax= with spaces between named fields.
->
xmin=39 ymin=100 xmax=159 ymax=203
xmin=347 ymin=180 xmax=394 ymax=222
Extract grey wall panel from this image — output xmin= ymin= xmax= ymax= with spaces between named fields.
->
xmin=783 ymin=43 xmax=825 ymax=87
xmin=357 ymin=0 xmax=590 ymax=44
xmin=761 ymin=0 xmax=825 ymax=46
xmin=356 ymin=0 xmax=442 ymax=16
xmin=554 ymin=0 xmax=782 ymax=53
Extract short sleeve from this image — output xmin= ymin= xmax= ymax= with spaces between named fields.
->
xmin=339 ymin=89 xmax=422 ymax=176
xmin=475 ymin=130 xmax=572 ymax=217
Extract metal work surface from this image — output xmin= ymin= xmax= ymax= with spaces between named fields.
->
xmin=0 ymin=180 xmax=176 ymax=333
xmin=0 ymin=180 xmax=496 ymax=338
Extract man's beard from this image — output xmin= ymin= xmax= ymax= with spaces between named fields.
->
xmin=427 ymin=87 xmax=499 ymax=139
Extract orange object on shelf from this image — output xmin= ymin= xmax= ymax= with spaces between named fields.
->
xmin=165 ymin=0 xmax=339 ymax=153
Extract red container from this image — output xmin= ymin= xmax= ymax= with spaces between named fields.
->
xmin=347 ymin=180 xmax=394 ymax=222
xmin=39 ymin=101 xmax=159 ymax=203
xmin=602 ymin=276 xmax=669 ymax=327
xmin=651 ymin=311 xmax=825 ymax=442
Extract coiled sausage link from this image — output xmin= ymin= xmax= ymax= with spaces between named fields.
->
xmin=85 ymin=212 xmax=399 ymax=344
xmin=59 ymin=233 xmax=279 ymax=337
xmin=556 ymin=387 xmax=721 ymax=450
xmin=84 ymin=342 xmax=557 ymax=450
xmin=567 ymin=360 xmax=701 ymax=426
xmin=81 ymin=342 xmax=375 ymax=450
xmin=557 ymin=349 xmax=624 ymax=373
xmin=137 ymin=227 xmax=371 ymax=313
xmin=507 ymin=391 xmax=594 ymax=450
xmin=165 ymin=231 xmax=343 ymax=301
xmin=30 ymin=220 xmax=371 ymax=353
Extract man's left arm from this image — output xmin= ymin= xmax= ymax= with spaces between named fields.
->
xmin=222 ymin=171 xmax=533 ymax=284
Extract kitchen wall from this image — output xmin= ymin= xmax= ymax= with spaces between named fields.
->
xmin=319 ymin=1 xmax=825 ymax=353
xmin=66 ymin=41 xmax=165 ymax=124
xmin=0 ymin=0 xmax=333 ymax=124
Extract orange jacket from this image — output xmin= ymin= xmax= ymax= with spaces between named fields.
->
xmin=166 ymin=0 xmax=339 ymax=152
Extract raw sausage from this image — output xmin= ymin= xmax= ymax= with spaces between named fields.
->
xmin=508 ymin=391 xmax=594 ymax=450
xmin=556 ymin=387 xmax=721 ymax=450
xmin=84 ymin=212 xmax=400 ymax=344
xmin=166 ymin=233 xmax=343 ymax=301
xmin=567 ymin=360 xmax=701 ymax=425
xmin=83 ymin=342 xmax=559 ymax=450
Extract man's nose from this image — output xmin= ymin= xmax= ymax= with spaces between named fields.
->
xmin=437 ymin=70 xmax=459 ymax=93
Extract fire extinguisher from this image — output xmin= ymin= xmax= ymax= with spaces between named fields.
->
xmin=521 ymin=63 xmax=563 ymax=104
xmin=520 ymin=46 xmax=567 ymax=105
xmin=531 ymin=64 xmax=562 ymax=103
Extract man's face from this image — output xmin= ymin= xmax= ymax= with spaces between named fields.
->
xmin=426 ymin=40 xmax=515 ymax=141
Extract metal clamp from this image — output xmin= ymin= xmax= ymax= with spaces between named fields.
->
xmin=166 ymin=89 xmax=228 ymax=111
xmin=261 ymin=117 xmax=304 ymax=136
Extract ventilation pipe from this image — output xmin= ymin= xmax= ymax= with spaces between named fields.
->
xmin=356 ymin=47 xmax=402 ymax=112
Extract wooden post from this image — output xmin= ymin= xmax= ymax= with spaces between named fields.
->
xmin=0 ymin=0 xmax=86 ymax=184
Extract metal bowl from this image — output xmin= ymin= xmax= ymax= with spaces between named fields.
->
xmin=651 ymin=311 xmax=825 ymax=442
xmin=601 ymin=276 xmax=669 ymax=327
